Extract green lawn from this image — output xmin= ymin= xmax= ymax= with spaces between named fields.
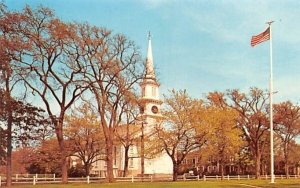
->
xmin=13 ymin=179 xmax=300 ymax=188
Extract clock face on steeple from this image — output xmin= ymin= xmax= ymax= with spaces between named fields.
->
xmin=151 ymin=105 xmax=158 ymax=114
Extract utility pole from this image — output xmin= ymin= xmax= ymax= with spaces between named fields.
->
xmin=141 ymin=121 xmax=144 ymax=180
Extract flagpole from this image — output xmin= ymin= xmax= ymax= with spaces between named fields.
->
xmin=267 ymin=20 xmax=275 ymax=184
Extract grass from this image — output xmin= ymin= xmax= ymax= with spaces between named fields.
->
xmin=13 ymin=179 xmax=300 ymax=188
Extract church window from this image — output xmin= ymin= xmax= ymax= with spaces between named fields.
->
xmin=114 ymin=146 xmax=117 ymax=165
xmin=130 ymin=158 xmax=134 ymax=167
xmin=142 ymin=87 xmax=145 ymax=97
xmin=152 ymin=87 xmax=156 ymax=97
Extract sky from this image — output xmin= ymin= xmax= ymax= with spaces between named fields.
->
xmin=5 ymin=0 xmax=300 ymax=103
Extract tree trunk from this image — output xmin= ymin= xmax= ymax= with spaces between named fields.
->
xmin=106 ymin=135 xmax=115 ymax=182
xmin=285 ymin=162 xmax=289 ymax=178
xmin=284 ymin=143 xmax=289 ymax=178
xmin=5 ymin=104 xmax=12 ymax=187
xmin=172 ymin=162 xmax=178 ymax=181
xmin=261 ymin=162 xmax=266 ymax=176
xmin=5 ymin=74 xmax=12 ymax=187
xmin=219 ymin=151 xmax=224 ymax=180
xmin=85 ymin=163 xmax=91 ymax=177
xmin=56 ymin=120 xmax=68 ymax=183
xmin=220 ymin=162 xmax=224 ymax=180
xmin=123 ymin=146 xmax=129 ymax=177
xmin=255 ymin=150 xmax=261 ymax=179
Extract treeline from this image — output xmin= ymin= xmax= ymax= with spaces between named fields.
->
xmin=0 ymin=3 xmax=300 ymax=186
xmin=152 ymin=89 xmax=300 ymax=181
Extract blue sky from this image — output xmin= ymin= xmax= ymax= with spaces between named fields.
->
xmin=6 ymin=0 xmax=300 ymax=103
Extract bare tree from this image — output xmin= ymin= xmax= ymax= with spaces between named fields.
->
xmin=1 ymin=6 xmax=87 ymax=183
xmin=75 ymin=23 xmax=143 ymax=182
xmin=114 ymin=96 xmax=140 ymax=177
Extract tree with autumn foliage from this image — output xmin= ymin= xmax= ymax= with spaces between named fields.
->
xmin=26 ymin=139 xmax=65 ymax=175
xmin=155 ymin=90 xmax=208 ymax=181
xmin=273 ymin=101 xmax=300 ymax=178
xmin=0 ymin=5 xmax=88 ymax=183
xmin=0 ymin=4 xmax=22 ymax=185
xmin=284 ymin=142 xmax=300 ymax=175
xmin=208 ymin=88 xmax=270 ymax=179
xmin=65 ymin=102 xmax=105 ymax=176
xmin=204 ymin=94 xmax=244 ymax=179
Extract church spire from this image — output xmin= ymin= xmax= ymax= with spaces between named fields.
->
xmin=146 ymin=32 xmax=155 ymax=79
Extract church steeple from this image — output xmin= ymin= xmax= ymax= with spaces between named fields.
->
xmin=139 ymin=32 xmax=162 ymax=118
xmin=145 ymin=32 xmax=156 ymax=80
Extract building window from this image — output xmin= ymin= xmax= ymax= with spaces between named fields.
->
xmin=152 ymin=87 xmax=156 ymax=97
xmin=142 ymin=87 xmax=145 ymax=97
xmin=129 ymin=158 xmax=134 ymax=168
xmin=130 ymin=146 xmax=134 ymax=155
xmin=114 ymin=146 xmax=117 ymax=165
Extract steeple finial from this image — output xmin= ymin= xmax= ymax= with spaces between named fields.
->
xmin=148 ymin=31 xmax=151 ymax=40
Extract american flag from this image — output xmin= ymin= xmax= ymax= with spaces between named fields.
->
xmin=251 ymin=27 xmax=270 ymax=47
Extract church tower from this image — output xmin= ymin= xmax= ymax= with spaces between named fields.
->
xmin=139 ymin=33 xmax=162 ymax=125
xmin=138 ymin=33 xmax=172 ymax=175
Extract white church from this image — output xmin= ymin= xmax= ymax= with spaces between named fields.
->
xmin=86 ymin=34 xmax=173 ymax=177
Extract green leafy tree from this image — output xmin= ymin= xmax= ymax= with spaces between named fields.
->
xmin=0 ymin=89 xmax=51 ymax=184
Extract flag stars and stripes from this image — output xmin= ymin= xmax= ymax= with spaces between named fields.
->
xmin=251 ymin=27 xmax=270 ymax=47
